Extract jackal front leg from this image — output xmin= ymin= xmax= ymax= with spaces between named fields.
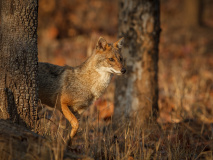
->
xmin=61 ymin=99 xmax=79 ymax=138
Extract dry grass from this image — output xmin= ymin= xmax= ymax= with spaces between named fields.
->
xmin=37 ymin=106 xmax=213 ymax=160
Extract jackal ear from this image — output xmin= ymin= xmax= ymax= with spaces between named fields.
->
xmin=96 ymin=37 xmax=107 ymax=51
xmin=114 ymin=37 xmax=124 ymax=49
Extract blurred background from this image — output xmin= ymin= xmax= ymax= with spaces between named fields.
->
xmin=38 ymin=0 xmax=213 ymax=123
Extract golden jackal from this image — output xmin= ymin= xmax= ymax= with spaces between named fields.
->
xmin=38 ymin=37 xmax=126 ymax=138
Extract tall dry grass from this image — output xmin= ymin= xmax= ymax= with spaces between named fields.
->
xmin=38 ymin=105 xmax=213 ymax=160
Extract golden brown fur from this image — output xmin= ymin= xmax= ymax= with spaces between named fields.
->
xmin=38 ymin=37 xmax=125 ymax=138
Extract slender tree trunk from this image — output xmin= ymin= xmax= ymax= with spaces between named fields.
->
xmin=114 ymin=0 xmax=160 ymax=122
xmin=184 ymin=0 xmax=204 ymax=27
xmin=0 ymin=0 xmax=38 ymax=128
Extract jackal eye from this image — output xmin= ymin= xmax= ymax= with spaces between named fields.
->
xmin=120 ymin=57 xmax=123 ymax=61
xmin=109 ymin=58 xmax=114 ymax=62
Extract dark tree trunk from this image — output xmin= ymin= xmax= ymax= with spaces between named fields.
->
xmin=114 ymin=0 xmax=160 ymax=121
xmin=0 ymin=0 xmax=38 ymax=128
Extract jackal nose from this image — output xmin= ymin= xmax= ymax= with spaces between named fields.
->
xmin=121 ymin=68 xmax=126 ymax=74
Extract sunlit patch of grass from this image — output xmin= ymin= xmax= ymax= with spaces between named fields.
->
xmin=38 ymin=106 xmax=213 ymax=160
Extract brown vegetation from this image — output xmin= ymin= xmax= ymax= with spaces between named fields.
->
xmin=36 ymin=0 xmax=213 ymax=159
xmin=1 ymin=0 xmax=213 ymax=159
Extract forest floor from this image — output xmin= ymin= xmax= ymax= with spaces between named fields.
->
xmin=37 ymin=0 xmax=213 ymax=159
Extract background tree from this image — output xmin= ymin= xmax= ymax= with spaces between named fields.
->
xmin=114 ymin=0 xmax=160 ymax=121
xmin=184 ymin=0 xmax=204 ymax=27
xmin=0 ymin=0 xmax=38 ymax=128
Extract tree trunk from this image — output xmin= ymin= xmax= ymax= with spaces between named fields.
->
xmin=0 ymin=0 xmax=38 ymax=127
xmin=184 ymin=0 xmax=204 ymax=27
xmin=114 ymin=0 xmax=160 ymax=122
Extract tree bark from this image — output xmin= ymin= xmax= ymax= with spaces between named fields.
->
xmin=114 ymin=0 xmax=160 ymax=122
xmin=0 ymin=0 xmax=38 ymax=127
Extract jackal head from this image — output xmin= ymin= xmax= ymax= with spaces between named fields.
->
xmin=95 ymin=37 xmax=126 ymax=75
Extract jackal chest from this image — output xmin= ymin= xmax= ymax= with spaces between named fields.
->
xmin=91 ymin=72 xmax=112 ymax=98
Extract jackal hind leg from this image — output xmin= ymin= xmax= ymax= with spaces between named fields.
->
xmin=61 ymin=100 xmax=79 ymax=139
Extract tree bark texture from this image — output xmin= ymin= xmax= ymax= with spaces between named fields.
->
xmin=115 ymin=0 xmax=160 ymax=121
xmin=0 ymin=0 xmax=38 ymax=127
